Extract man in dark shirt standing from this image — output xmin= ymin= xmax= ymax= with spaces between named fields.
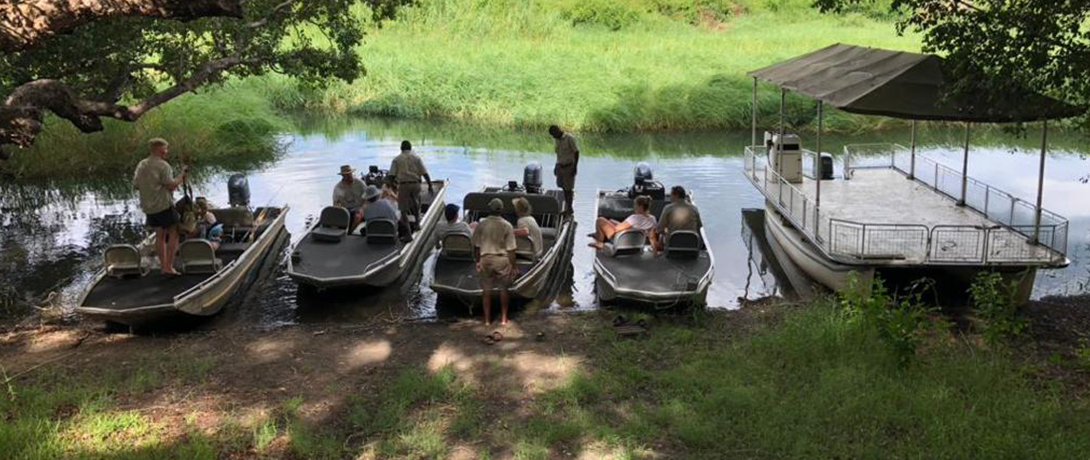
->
xmin=549 ymin=125 xmax=579 ymax=216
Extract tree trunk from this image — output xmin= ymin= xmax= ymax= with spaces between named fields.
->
xmin=1 ymin=0 xmax=244 ymax=52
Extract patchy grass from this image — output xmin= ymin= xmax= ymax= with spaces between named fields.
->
xmin=3 ymin=304 xmax=1089 ymax=459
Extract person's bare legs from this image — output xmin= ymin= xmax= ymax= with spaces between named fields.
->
xmin=482 ymin=287 xmax=493 ymax=326
xmin=499 ymin=288 xmax=509 ymax=325
xmin=591 ymin=217 xmax=617 ymax=249
xmin=155 ymin=227 xmax=170 ymax=274
xmin=163 ymin=225 xmax=180 ymax=274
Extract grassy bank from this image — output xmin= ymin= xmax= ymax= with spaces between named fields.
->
xmin=3 ymin=299 xmax=1089 ymax=459
xmin=0 ymin=86 xmax=286 ymax=181
xmin=260 ymin=0 xmax=918 ymax=132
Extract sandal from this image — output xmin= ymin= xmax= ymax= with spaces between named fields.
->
xmin=489 ymin=331 xmax=504 ymax=343
xmin=483 ymin=334 xmax=497 ymax=345
xmin=612 ymin=315 xmax=629 ymax=327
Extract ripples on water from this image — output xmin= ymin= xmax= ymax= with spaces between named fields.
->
xmin=2 ymin=118 xmax=1088 ymax=326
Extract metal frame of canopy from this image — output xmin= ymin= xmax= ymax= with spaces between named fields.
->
xmin=748 ymin=44 xmax=1080 ymax=245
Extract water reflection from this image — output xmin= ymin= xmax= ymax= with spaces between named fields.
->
xmin=1 ymin=116 xmax=1088 ymax=326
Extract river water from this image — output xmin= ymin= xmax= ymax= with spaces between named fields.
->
xmin=2 ymin=117 xmax=1088 ymax=326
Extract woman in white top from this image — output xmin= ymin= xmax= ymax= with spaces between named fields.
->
xmin=590 ymin=195 xmax=656 ymax=250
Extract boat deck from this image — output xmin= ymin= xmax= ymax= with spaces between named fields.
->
xmin=291 ymin=235 xmax=400 ymax=280
xmin=745 ymin=148 xmax=1066 ymax=266
xmin=595 ymin=249 xmax=712 ymax=298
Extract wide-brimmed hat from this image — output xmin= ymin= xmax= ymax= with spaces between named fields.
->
xmin=488 ymin=198 xmax=504 ymax=213
xmin=363 ymin=185 xmax=381 ymax=201
xmin=512 ymin=197 xmax=532 ymax=216
xmin=338 ymin=165 xmax=355 ymax=176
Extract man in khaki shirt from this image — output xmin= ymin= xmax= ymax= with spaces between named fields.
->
xmin=132 ymin=138 xmax=187 ymax=275
xmin=472 ymin=198 xmax=516 ymax=325
xmin=549 ymin=125 xmax=579 ymax=216
xmin=388 ymin=140 xmax=434 ymax=231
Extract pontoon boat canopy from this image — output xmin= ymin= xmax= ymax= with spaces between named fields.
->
xmin=747 ymin=43 xmax=1082 ymax=122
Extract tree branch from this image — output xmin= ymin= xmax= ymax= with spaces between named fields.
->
xmin=0 ymin=0 xmax=245 ymax=52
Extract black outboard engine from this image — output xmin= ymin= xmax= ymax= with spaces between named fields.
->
xmin=628 ymin=162 xmax=666 ymax=200
xmin=363 ymin=165 xmax=388 ymax=187
xmin=227 ymin=174 xmax=250 ymax=207
xmin=523 ymin=162 xmax=543 ymax=194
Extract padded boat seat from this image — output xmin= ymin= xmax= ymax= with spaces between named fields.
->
xmin=540 ymin=227 xmax=557 ymax=240
xmin=212 ymin=207 xmax=255 ymax=227
xmin=665 ymin=230 xmax=701 ymax=260
xmin=440 ymin=233 xmax=473 ymax=260
xmin=104 ymin=244 xmax=145 ymax=278
xmin=179 ymin=239 xmax=223 ymax=274
xmin=610 ymin=230 xmax=645 ymax=257
xmin=312 ymin=207 xmax=350 ymax=243
xmin=365 ymin=219 xmax=398 ymax=245
xmin=515 ymin=235 xmax=537 ymax=262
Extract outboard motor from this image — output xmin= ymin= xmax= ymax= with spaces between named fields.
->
xmin=363 ymin=165 xmax=388 ymax=187
xmin=227 ymin=174 xmax=250 ymax=207
xmin=523 ymin=162 xmax=543 ymax=194
xmin=628 ymin=162 xmax=665 ymax=200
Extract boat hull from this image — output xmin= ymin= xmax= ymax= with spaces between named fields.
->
xmin=287 ymin=182 xmax=446 ymax=291
xmin=764 ymin=203 xmax=874 ymax=292
xmin=76 ymin=206 xmax=290 ymax=328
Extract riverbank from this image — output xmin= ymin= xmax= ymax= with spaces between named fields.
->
xmin=4 ymin=296 xmax=1090 ymax=459
xmin=260 ymin=0 xmax=918 ymax=133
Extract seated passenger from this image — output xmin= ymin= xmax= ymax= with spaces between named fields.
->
xmin=362 ymin=185 xmax=399 ymax=223
xmin=590 ymin=195 xmax=656 ymax=250
xmin=653 ymin=186 xmax=701 ymax=252
xmin=436 ymin=203 xmax=473 ymax=239
xmin=512 ymin=197 xmax=543 ymax=255
xmin=333 ymin=164 xmax=366 ymax=229
xmin=194 ymin=197 xmax=223 ymax=249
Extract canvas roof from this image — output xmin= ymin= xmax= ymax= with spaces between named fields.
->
xmin=747 ymin=44 xmax=1082 ymax=122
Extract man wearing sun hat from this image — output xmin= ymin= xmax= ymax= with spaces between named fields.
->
xmin=472 ymin=198 xmax=517 ymax=326
xmin=333 ymin=164 xmax=366 ymax=228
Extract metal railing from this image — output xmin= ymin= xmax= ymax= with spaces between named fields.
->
xmin=744 ymin=145 xmax=1067 ymax=266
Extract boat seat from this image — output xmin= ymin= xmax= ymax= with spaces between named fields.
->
xmin=104 ymin=244 xmax=146 ymax=278
xmin=312 ymin=206 xmax=350 ymax=243
xmin=217 ymin=242 xmax=248 ymax=254
xmin=515 ymin=235 xmax=537 ymax=262
xmin=541 ymin=227 xmax=557 ymax=240
xmin=179 ymin=239 xmax=223 ymax=275
xmin=365 ymin=218 xmax=398 ymax=245
xmin=211 ymin=207 xmax=255 ymax=227
xmin=440 ymin=232 xmax=474 ymax=260
xmin=610 ymin=230 xmax=645 ymax=257
xmin=665 ymin=230 xmax=702 ymax=260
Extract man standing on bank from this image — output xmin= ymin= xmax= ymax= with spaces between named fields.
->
xmin=389 ymin=140 xmax=434 ymax=232
xmin=549 ymin=125 xmax=579 ymax=216
xmin=133 ymin=138 xmax=187 ymax=276
xmin=472 ymin=198 xmax=517 ymax=326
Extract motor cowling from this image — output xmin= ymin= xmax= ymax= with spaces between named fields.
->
xmin=523 ymin=162 xmax=543 ymax=194
xmin=227 ymin=174 xmax=250 ymax=207
xmin=628 ymin=162 xmax=665 ymax=200
xmin=634 ymin=162 xmax=653 ymax=184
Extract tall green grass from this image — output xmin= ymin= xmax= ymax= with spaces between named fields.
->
xmin=1 ymin=84 xmax=287 ymax=181
xmin=258 ymin=0 xmax=919 ymax=132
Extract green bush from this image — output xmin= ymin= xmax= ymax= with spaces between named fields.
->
xmin=840 ymin=274 xmax=936 ymax=366
xmin=558 ymin=0 xmax=645 ymax=30
xmin=968 ymin=271 xmax=1027 ymax=345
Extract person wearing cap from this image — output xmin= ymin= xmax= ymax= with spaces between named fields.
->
xmin=549 ymin=125 xmax=579 ymax=216
xmin=133 ymin=138 xmax=188 ymax=275
xmin=436 ymin=203 xmax=474 ymax=240
xmin=472 ymin=198 xmax=517 ymax=326
xmin=512 ymin=197 xmax=543 ymax=256
xmin=388 ymin=140 xmax=434 ymax=231
xmin=333 ymin=164 xmax=366 ymax=228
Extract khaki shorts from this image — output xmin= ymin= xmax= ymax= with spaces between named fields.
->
xmin=478 ymin=254 xmax=512 ymax=292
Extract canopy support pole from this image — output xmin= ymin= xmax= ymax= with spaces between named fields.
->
xmin=778 ymin=89 xmax=786 ymax=146
xmin=907 ymin=120 xmax=917 ymax=179
xmin=815 ymin=101 xmax=823 ymax=239
xmin=751 ymin=77 xmax=758 ymax=148
xmin=1033 ymin=120 xmax=1048 ymax=245
xmin=958 ymin=123 xmax=971 ymax=206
